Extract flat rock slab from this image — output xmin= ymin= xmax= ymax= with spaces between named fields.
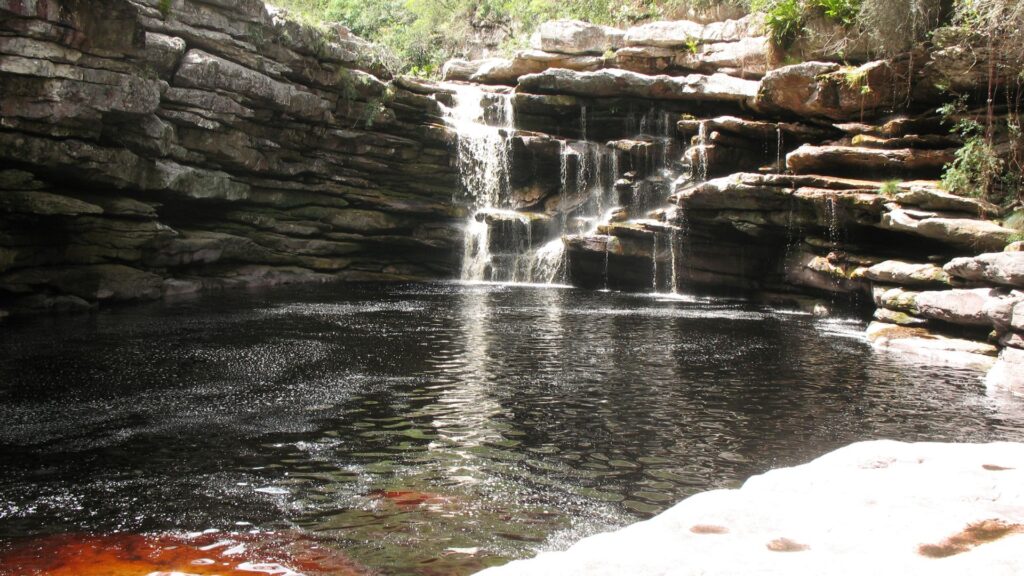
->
xmin=516 ymin=68 xmax=759 ymax=104
xmin=479 ymin=440 xmax=1024 ymax=576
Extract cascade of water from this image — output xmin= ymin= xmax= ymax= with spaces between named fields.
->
xmin=443 ymin=85 xmax=516 ymax=281
xmin=461 ymin=216 xmax=491 ymax=280
xmin=671 ymin=205 xmax=691 ymax=295
xmin=511 ymin=211 xmax=533 ymax=282
xmin=668 ymin=209 xmax=682 ymax=295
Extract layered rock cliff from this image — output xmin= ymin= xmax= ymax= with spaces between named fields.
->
xmin=433 ymin=18 xmax=1024 ymax=393
xmin=3 ymin=2 xmax=1024 ymax=393
xmin=0 ymin=0 xmax=461 ymax=316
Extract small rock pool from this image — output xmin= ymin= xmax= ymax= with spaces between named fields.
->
xmin=1 ymin=282 xmax=1022 ymax=575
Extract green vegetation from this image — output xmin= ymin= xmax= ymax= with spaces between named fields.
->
xmin=158 ymin=0 xmax=173 ymax=18
xmin=1005 ymin=211 xmax=1024 ymax=244
xmin=879 ymin=180 xmax=901 ymax=197
xmin=938 ymin=93 xmax=1024 ymax=207
xmin=815 ymin=0 xmax=860 ymax=25
xmin=753 ymin=0 xmax=804 ymax=48
xmin=271 ymin=0 xmax=683 ymax=74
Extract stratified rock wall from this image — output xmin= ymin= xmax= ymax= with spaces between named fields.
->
xmin=0 ymin=0 xmax=460 ymax=315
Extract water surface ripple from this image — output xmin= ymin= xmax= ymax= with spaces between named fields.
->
xmin=1 ymin=283 xmax=1022 ymax=574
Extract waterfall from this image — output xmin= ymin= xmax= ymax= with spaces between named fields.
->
xmin=443 ymin=84 xmax=515 ymax=281
xmin=445 ymin=90 xmax=688 ymax=291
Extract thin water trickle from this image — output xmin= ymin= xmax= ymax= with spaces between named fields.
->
xmin=603 ymin=236 xmax=611 ymax=291
xmin=580 ymin=104 xmax=588 ymax=141
xmin=670 ymin=228 xmax=680 ymax=295
xmin=696 ymin=120 xmax=709 ymax=182
xmin=826 ymin=197 xmax=840 ymax=248
xmin=776 ymin=125 xmax=784 ymax=173
xmin=651 ymin=232 xmax=660 ymax=293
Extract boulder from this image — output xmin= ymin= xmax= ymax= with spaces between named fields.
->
xmin=913 ymin=218 xmax=1015 ymax=253
xmin=611 ymin=46 xmax=677 ymax=75
xmin=945 ymin=252 xmax=1024 ymax=289
xmin=530 ymin=20 xmax=624 ymax=55
xmin=623 ymin=20 xmax=705 ymax=48
xmin=786 ymin=145 xmax=956 ymax=176
xmin=863 ymin=260 xmax=950 ymax=287
xmin=914 ymin=288 xmax=1009 ymax=327
xmin=1010 ymin=301 xmax=1024 ymax=332
xmin=678 ymin=116 xmax=835 ymax=143
xmin=143 ymin=32 xmax=187 ymax=78
xmin=866 ymin=322 xmax=997 ymax=370
xmin=872 ymin=308 xmax=929 ymax=326
xmin=174 ymin=49 xmax=331 ymax=120
xmin=893 ymin=185 xmax=1000 ymax=217
xmin=0 ymin=191 xmax=104 ymax=217
xmin=784 ymin=249 xmax=870 ymax=294
xmin=441 ymin=58 xmax=508 ymax=82
xmin=443 ymin=51 xmax=603 ymax=85
xmin=516 ymin=68 xmax=759 ymax=104
xmin=623 ymin=15 xmax=761 ymax=47
xmin=873 ymin=286 xmax=920 ymax=313
xmin=984 ymin=290 xmax=1024 ymax=331
xmin=985 ymin=345 xmax=1024 ymax=397
xmin=675 ymin=36 xmax=771 ymax=78
xmin=758 ymin=60 xmax=908 ymax=121
xmin=0 ymin=264 xmax=163 ymax=301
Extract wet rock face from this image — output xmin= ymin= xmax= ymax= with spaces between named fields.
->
xmin=0 ymin=0 xmax=461 ymax=315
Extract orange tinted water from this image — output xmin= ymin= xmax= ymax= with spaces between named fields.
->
xmin=367 ymin=490 xmax=453 ymax=508
xmin=0 ymin=531 xmax=368 ymax=576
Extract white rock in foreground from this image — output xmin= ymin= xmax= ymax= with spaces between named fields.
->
xmin=478 ymin=441 xmax=1024 ymax=576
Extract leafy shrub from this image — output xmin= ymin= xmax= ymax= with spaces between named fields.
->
xmin=814 ymin=0 xmax=861 ymax=26
xmin=941 ymin=135 xmax=1010 ymax=202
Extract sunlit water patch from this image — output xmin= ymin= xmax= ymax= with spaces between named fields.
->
xmin=1 ymin=282 xmax=1023 ymax=575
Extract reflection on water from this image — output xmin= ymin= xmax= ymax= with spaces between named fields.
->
xmin=1 ymin=282 xmax=1022 ymax=575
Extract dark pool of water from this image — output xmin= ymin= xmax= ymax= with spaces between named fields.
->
xmin=1 ymin=282 xmax=1023 ymax=574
